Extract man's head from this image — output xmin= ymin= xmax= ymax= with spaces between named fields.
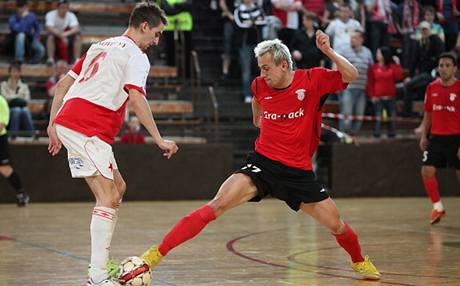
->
xmin=55 ymin=60 xmax=68 ymax=77
xmin=8 ymin=61 xmax=22 ymax=80
xmin=16 ymin=0 xmax=28 ymax=15
xmin=57 ymin=0 xmax=69 ymax=18
xmin=254 ymin=39 xmax=293 ymax=88
xmin=350 ymin=30 xmax=364 ymax=49
xmin=302 ymin=11 xmax=317 ymax=29
xmin=128 ymin=2 xmax=168 ymax=50
xmin=418 ymin=21 xmax=431 ymax=39
xmin=423 ymin=6 xmax=436 ymax=23
xmin=438 ymin=52 xmax=457 ymax=82
xmin=338 ymin=4 xmax=351 ymax=22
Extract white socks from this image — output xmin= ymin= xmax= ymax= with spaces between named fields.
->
xmin=433 ymin=201 xmax=444 ymax=211
xmin=89 ymin=207 xmax=117 ymax=282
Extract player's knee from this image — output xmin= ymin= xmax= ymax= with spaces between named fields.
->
xmin=421 ymin=166 xmax=436 ymax=178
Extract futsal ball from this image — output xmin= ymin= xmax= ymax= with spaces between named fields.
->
xmin=118 ymin=256 xmax=151 ymax=286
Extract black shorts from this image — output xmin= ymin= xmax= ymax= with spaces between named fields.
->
xmin=422 ymin=134 xmax=460 ymax=169
xmin=235 ymin=152 xmax=329 ymax=211
xmin=0 ymin=134 xmax=10 ymax=165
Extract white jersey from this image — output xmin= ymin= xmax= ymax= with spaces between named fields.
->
xmin=54 ymin=35 xmax=150 ymax=144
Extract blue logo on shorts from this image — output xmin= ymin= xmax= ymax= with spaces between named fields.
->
xmin=69 ymin=157 xmax=84 ymax=170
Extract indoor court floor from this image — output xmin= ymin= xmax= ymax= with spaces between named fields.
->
xmin=1 ymin=197 xmax=459 ymax=286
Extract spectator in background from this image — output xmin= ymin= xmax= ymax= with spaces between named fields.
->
xmin=397 ymin=0 xmax=420 ymax=69
xmin=336 ymin=30 xmax=373 ymax=134
xmin=290 ymin=11 xmax=324 ymax=68
xmin=365 ymin=0 xmax=392 ymax=56
xmin=234 ymin=0 xmax=266 ymax=103
xmin=403 ymin=21 xmax=444 ymax=117
xmin=325 ymin=4 xmax=363 ymax=50
xmin=219 ymin=0 xmax=238 ymax=79
xmin=161 ymin=0 xmax=193 ymax=77
xmin=8 ymin=0 xmax=45 ymax=64
xmin=0 ymin=61 xmax=35 ymax=136
xmin=0 ymin=94 xmax=29 ymax=206
xmin=419 ymin=52 xmax=460 ymax=225
xmin=43 ymin=60 xmax=68 ymax=119
xmin=120 ymin=116 xmax=146 ymax=144
xmin=45 ymin=0 xmax=81 ymax=65
xmin=271 ymin=0 xmax=303 ymax=48
xmin=367 ymin=46 xmax=404 ymax=138
xmin=436 ymin=0 xmax=459 ymax=51
xmin=416 ymin=6 xmax=445 ymax=42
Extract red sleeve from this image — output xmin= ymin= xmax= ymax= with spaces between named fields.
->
xmin=424 ymin=84 xmax=432 ymax=112
xmin=310 ymin=68 xmax=348 ymax=97
xmin=367 ymin=65 xmax=375 ymax=97
xmin=69 ymin=53 xmax=87 ymax=77
xmin=251 ymin=78 xmax=261 ymax=103
xmin=391 ymin=64 xmax=405 ymax=82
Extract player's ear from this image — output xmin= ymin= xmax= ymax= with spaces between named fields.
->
xmin=140 ymin=21 xmax=149 ymax=32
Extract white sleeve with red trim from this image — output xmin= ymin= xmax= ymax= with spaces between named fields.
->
xmin=68 ymin=53 xmax=87 ymax=79
xmin=123 ymin=54 xmax=150 ymax=95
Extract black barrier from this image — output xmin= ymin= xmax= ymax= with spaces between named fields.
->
xmin=331 ymin=141 xmax=459 ymax=197
xmin=0 ymin=143 xmax=233 ymax=203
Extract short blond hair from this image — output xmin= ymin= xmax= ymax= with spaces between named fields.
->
xmin=254 ymin=39 xmax=293 ymax=71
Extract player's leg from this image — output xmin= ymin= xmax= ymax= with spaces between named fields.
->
xmin=85 ymin=174 xmax=121 ymax=285
xmin=421 ymin=165 xmax=445 ymax=224
xmin=142 ymin=173 xmax=257 ymax=267
xmin=300 ymin=198 xmax=381 ymax=280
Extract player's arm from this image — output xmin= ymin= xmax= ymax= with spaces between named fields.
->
xmin=316 ymin=30 xmax=358 ymax=83
xmin=419 ymin=112 xmax=432 ymax=151
xmin=47 ymin=74 xmax=75 ymax=156
xmin=252 ymin=98 xmax=262 ymax=128
xmin=128 ymin=89 xmax=178 ymax=159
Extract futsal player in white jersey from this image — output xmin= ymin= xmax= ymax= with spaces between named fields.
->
xmin=46 ymin=3 xmax=178 ymax=286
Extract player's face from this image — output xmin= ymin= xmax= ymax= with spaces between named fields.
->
xmin=140 ymin=22 xmax=164 ymax=50
xmin=257 ymin=53 xmax=288 ymax=88
xmin=438 ymin=58 xmax=457 ymax=81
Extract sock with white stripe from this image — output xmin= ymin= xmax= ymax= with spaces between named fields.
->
xmin=89 ymin=206 xmax=117 ymax=282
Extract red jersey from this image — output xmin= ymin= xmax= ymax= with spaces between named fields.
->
xmin=367 ymin=63 xmax=404 ymax=98
xmin=424 ymin=79 xmax=460 ymax=135
xmin=253 ymin=68 xmax=347 ymax=170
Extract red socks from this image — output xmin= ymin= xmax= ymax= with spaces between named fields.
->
xmin=334 ymin=223 xmax=364 ymax=263
xmin=158 ymin=204 xmax=216 ymax=256
xmin=423 ymin=177 xmax=440 ymax=203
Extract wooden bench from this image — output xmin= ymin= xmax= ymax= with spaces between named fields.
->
xmin=0 ymin=1 xmax=134 ymax=15
xmin=0 ymin=63 xmax=177 ymax=78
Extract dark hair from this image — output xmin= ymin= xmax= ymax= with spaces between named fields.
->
xmin=8 ymin=61 xmax=22 ymax=73
xmin=129 ymin=2 xmax=168 ymax=29
xmin=353 ymin=29 xmax=365 ymax=38
xmin=16 ymin=0 xmax=28 ymax=8
xmin=439 ymin=52 xmax=457 ymax=66
xmin=57 ymin=0 xmax=69 ymax=5
xmin=379 ymin=46 xmax=394 ymax=65
xmin=302 ymin=11 xmax=317 ymax=21
xmin=422 ymin=5 xmax=436 ymax=15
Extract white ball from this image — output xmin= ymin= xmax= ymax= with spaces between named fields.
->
xmin=118 ymin=256 xmax=151 ymax=286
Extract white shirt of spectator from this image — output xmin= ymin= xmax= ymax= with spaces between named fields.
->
xmin=325 ymin=18 xmax=362 ymax=50
xmin=45 ymin=10 xmax=79 ymax=32
xmin=63 ymin=36 xmax=149 ymax=112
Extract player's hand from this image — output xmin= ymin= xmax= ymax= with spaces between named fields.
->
xmin=157 ymin=138 xmax=178 ymax=159
xmin=419 ymin=136 xmax=428 ymax=151
xmin=47 ymin=125 xmax=62 ymax=156
xmin=315 ymin=30 xmax=332 ymax=54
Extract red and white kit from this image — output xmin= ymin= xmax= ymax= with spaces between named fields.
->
xmin=54 ymin=35 xmax=150 ymax=179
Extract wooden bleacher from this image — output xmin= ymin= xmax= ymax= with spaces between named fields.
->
xmin=0 ymin=63 xmax=177 ymax=78
xmin=0 ymin=1 xmax=134 ymax=15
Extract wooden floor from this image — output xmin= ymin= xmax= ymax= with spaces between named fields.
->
xmin=1 ymin=198 xmax=460 ymax=286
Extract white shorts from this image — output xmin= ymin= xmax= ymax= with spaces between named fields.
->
xmin=56 ymin=124 xmax=118 ymax=180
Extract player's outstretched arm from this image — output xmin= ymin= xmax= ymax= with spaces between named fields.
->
xmin=128 ymin=89 xmax=179 ymax=159
xmin=315 ymin=30 xmax=358 ymax=83
xmin=47 ymin=74 xmax=75 ymax=156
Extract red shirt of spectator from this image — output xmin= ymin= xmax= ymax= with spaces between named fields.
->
xmin=424 ymin=79 xmax=460 ymax=135
xmin=367 ymin=63 xmax=404 ymax=98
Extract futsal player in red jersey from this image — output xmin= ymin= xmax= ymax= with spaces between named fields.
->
xmin=141 ymin=31 xmax=381 ymax=280
xmin=419 ymin=52 xmax=460 ymax=225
